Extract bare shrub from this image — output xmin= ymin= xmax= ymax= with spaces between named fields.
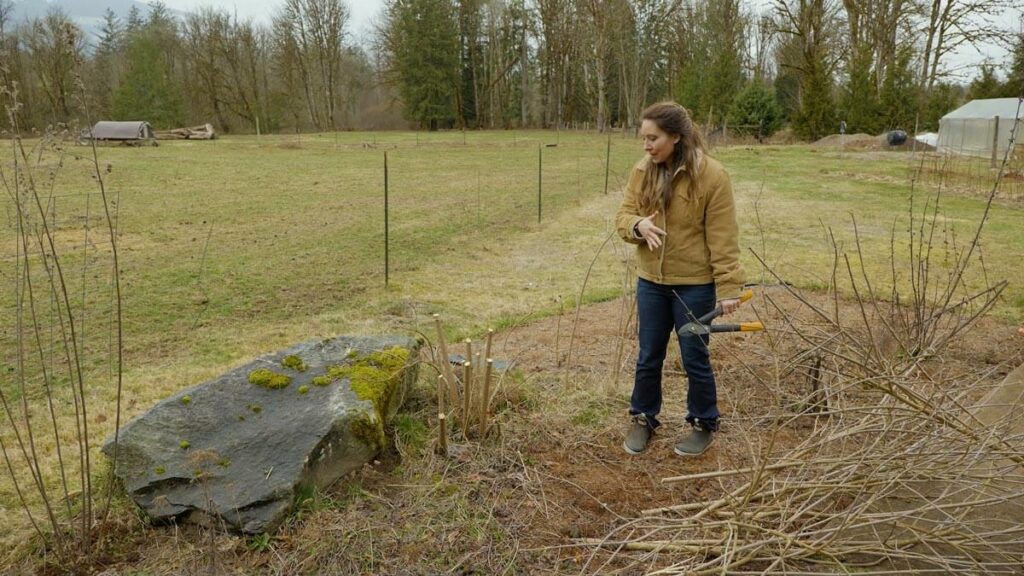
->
xmin=580 ymin=103 xmax=1024 ymax=574
xmin=0 ymin=61 xmax=124 ymax=568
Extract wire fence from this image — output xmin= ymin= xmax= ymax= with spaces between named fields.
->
xmin=0 ymin=126 xmax=646 ymax=558
xmin=910 ymin=146 xmax=1024 ymax=202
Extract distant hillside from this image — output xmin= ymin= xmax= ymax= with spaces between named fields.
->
xmin=6 ymin=0 xmax=188 ymax=43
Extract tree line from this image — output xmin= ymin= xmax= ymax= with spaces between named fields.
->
xmin=0 ymin=0 xmax=1021 ymax=140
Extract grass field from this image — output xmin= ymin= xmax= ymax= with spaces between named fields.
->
xmin=1 ymin=130 xmax=1022 ymax=568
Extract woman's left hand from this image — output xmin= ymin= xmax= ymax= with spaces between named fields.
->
xmin=718 ymin=298 xmax=740 ymax=315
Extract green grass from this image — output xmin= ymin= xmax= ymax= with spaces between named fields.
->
xmin=0 ymin=131 xmax=1022 ymax=564
xmin=718 ymin=145 xmax=1023 ymax=320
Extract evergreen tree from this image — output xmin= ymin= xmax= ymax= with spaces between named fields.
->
xmin=966 ymin=64 xmax=1004 ymax=100
xmin=921 ymin=82 xmax=961 ymax=131
xmin=773 ymin=69 xmax=801 ymax=121
xmin=383 ymin=0 xmax=460 ymax=129
xmin=112 ymin=34 xmax=185 ymax=127
xmin=772 ymin=0 xmax=841 ymax=141
xmin=792 ymin=62 xmax=835 ymax=140
xmin=126 ymin=5 xmax=143 ymax=35
xmin=674 ymin=0 xmax=746 ymax=126
xmin=1006 ymin=32 xmax=1024 ymax=96
xmin=839 ymin=46 xmax=881 ymax=134
xmin=90 ymin=9 xmax=124 ymax=118
xmin=878 ymin=47 xmax=918 ymax=130
xmin=728 ymin=82 xmax=783 ymax=139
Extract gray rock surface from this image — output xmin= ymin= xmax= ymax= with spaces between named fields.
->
xmin=102 ymin=335 xmax=419 ymax=533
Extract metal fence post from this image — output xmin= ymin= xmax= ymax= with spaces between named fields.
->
xmin=992 ymin=116 xmax=1000 ymax=168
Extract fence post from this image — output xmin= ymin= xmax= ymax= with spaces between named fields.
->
xmin=991 ymin=116 xmax=1000 ymax=168
xmin=604 ymin=134 xmax=611 ymax=195
xmin=537 ymin=146 xmax=542 ymax=224
xmin=384 ymin=151 xmax=389 ymax=287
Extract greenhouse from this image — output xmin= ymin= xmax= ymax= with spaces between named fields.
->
xmin=937 ymin=98 xmax=1023 ymax=159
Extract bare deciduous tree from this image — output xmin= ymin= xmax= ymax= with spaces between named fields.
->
xmin=918 ymin=0 xmax=1013 ymax=91
xmin=24 ymin=9 xmax=85 ymax=122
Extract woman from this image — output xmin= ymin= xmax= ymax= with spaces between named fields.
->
xmin=616 ymin=102 xmax=744 ymax=457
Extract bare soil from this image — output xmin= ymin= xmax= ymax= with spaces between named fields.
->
xmin=21 ymin=289 xmax=1024 ymax=576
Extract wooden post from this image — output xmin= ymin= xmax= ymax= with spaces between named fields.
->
xmin=384 ymin=152 xmax=390 ymax=287
xmin=473 ymin=352 xmax=481 ymax=422
xmin=437 ymin=374 xmax=447 ymax=417
xmin=433 ymin=315 xmax=459 ymax=414
xmin=483 ymin=329 xmax=493 ymax=370
xmin=255 ymin=117 xmax=261 ymax=140
xmin=463 ymin=338 xmax=473 ymax=430
xmin=992 ymin=116 xmax=1001 ymax=168
xmin=462 ymin=361 xmax=472 ymax=437
xmin=479 ymin=359 xmax=494 ymax=438
xmin=438 ymin=413 xmax=448 ymax=455
xmin=604 ymin=135 xmax=611 ymax=195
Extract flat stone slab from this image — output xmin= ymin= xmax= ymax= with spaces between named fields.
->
xmin=102 ymin=335 xmax=419 ymax=533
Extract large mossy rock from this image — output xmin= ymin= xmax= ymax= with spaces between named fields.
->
xmin=102 ymin=335 xmax=419 ymax=533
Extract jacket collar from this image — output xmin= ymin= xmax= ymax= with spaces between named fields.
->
xmin=672 ymin=149 xmax=702 ymax=178
xmin=646 ymin=150 xmax=703 ymax=178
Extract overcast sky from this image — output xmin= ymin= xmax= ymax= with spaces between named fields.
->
xmin=151 ymin=0 xmax=1017 ymax=79
xmin=155 ymin=0 xmax=385 ymax=41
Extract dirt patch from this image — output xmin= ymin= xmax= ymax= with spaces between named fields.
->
xmin=812 ymin=133 xmax=937 ymax=152
xmin=31 ymin=288 xmax=1024 ymax=575
xmin=813 ymin=133 xmax=880 ymax=148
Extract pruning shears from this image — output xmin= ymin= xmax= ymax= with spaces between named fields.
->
xmin=677 ymin=289 xmax=765 ymax=337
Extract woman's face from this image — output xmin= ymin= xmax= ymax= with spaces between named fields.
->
xmin=641 ymin=119 xmax=680 ymax=164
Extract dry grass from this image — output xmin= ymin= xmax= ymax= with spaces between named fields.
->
xmin=1 ymin=129 xmax=1022 ymax=573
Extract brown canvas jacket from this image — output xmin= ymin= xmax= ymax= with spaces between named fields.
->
xmin=615 ymin=153 xmax=745 ymax=300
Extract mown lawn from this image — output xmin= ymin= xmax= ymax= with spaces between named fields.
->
xmin=0 ymin=130 xmax=1021 ymax=563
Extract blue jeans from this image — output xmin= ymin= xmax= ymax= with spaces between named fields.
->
xmin=630 ymin=279 xmax=719 ymax=431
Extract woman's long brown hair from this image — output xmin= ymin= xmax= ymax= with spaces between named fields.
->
xmin=637 ymin=102 xmax=706 ymax=215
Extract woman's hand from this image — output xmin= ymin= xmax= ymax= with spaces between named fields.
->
xmin=718 ymin=298 xmax=740 ymax=315
xmin=637 ymin=211 xmax=666 ymax=250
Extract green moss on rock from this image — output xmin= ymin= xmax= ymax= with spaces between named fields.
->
xmin=311 ymin=375 xmax=332 ymax=387
xmin=179 ymin=440 xmax=190 ymax=450
xmin=350 ymin=412 xmax=385 ymax=452
xmin=333 ymin=347 xmax=410 ymax=419
xmin=298 ymin=385 xmax=310 ymax=395
xmin=335 ymin=347 xmax=411 ymax=449
xmin=281 ymin=355 xmax=307 ymax=372
xmin=248 ymin=368 xmax=291 ymax=389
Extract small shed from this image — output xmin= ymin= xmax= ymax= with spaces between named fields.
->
xmin=82 ymin=121 xmax=157 ymax=145
xmin=938 ymin=98 xmax=1022 ymax=159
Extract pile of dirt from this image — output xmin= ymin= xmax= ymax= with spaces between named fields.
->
xmin=811 ymin=132 xmax=938 ymax=152
xmin=812 ymin=132 xmax=880 ymax=148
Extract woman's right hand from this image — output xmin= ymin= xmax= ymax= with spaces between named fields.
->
xmin=637 ymin=211 xmax=666 ymax=250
